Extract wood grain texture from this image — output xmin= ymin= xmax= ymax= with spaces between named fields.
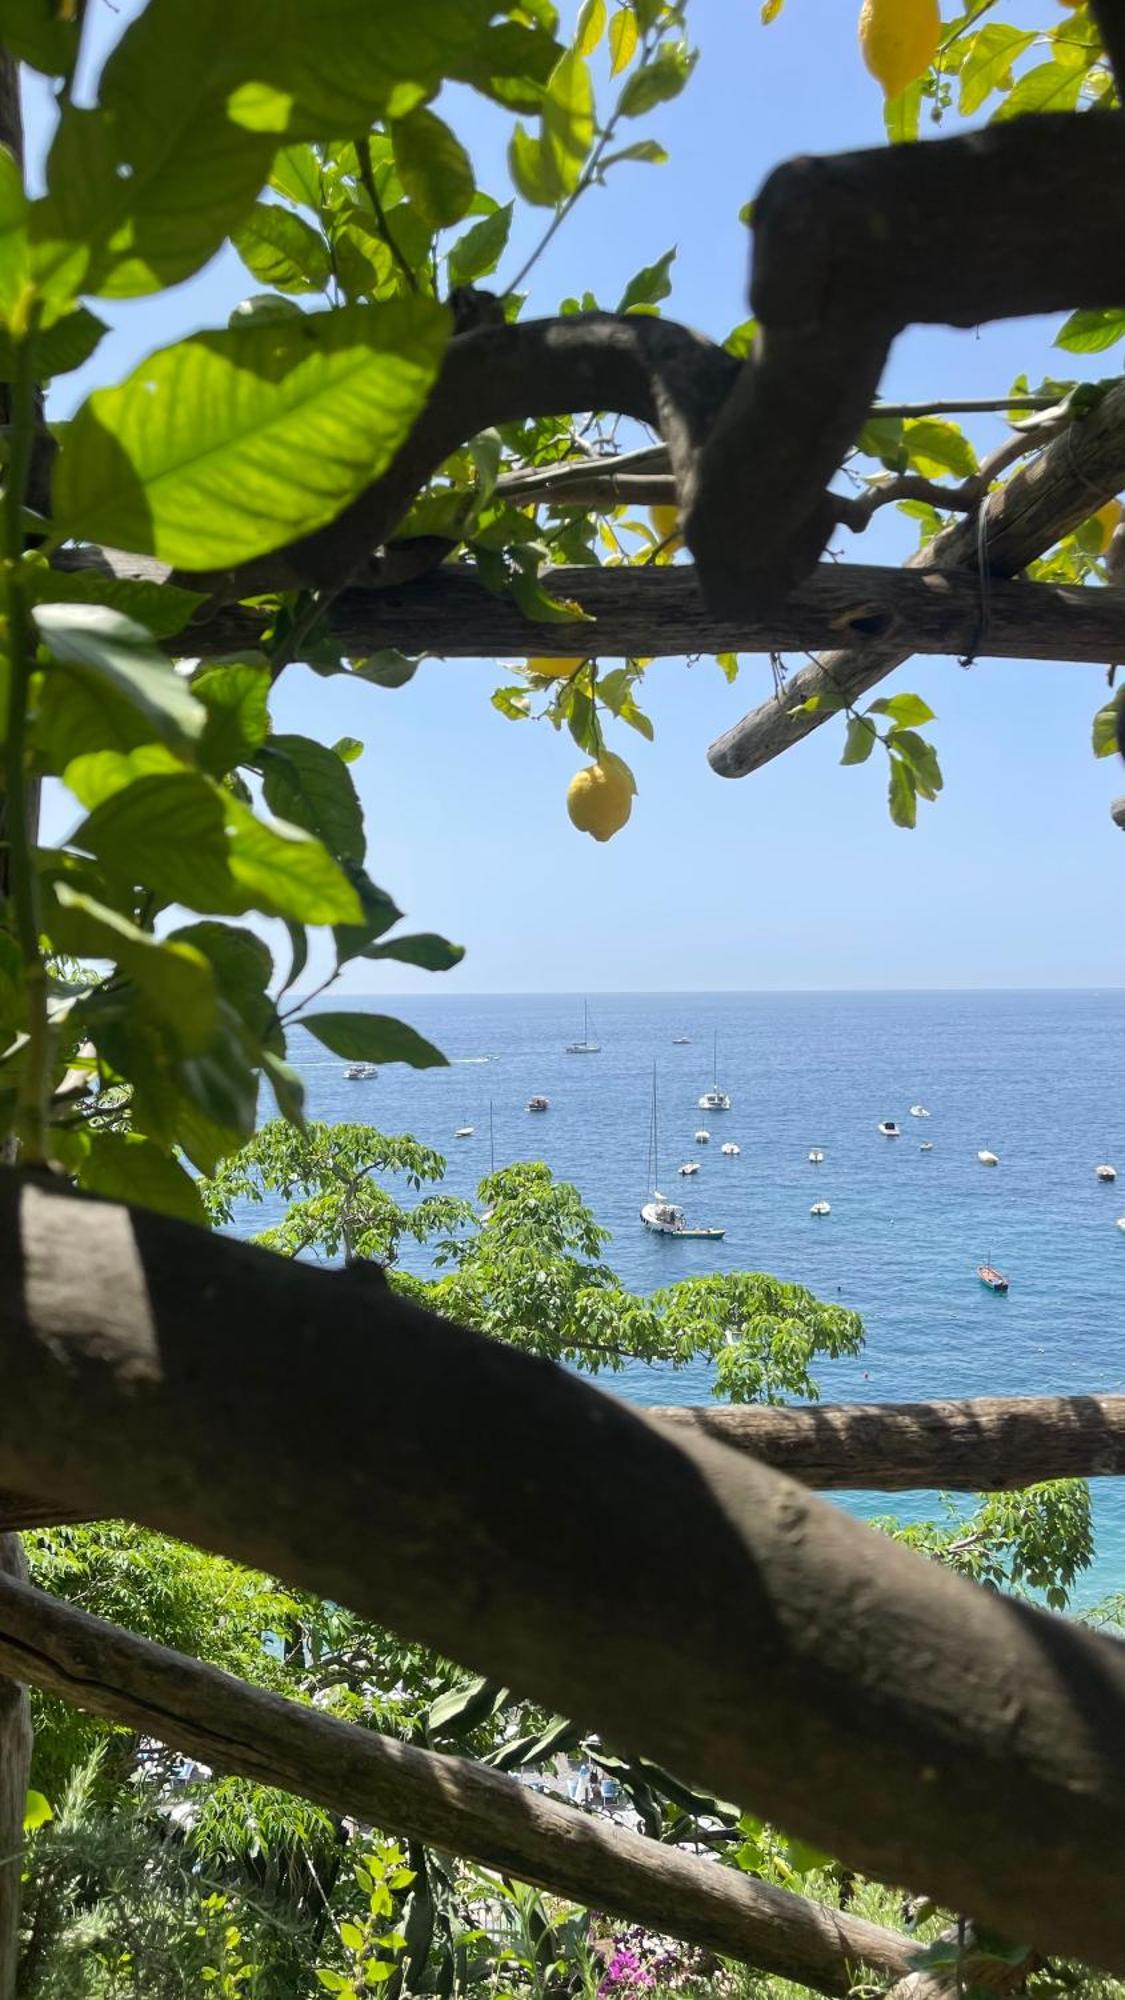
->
xmin=3 ymin=1172 xmax=1125 ymax=1970
xmin=0 ymin=1570 xmax=913 ymax=1997
xmin=0 ymin=1539 xmax=30 ymax=2000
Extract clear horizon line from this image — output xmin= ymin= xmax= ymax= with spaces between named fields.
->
xmin=297 ymin=982 xmax=1125 ymax=1000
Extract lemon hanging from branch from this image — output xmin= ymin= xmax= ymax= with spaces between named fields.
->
xmin=525 ymin=656 xmax=588 ymax=681
xmin=858 ymin=0 xmax=940 ymax=99
xmin=566 ymin=754 xmax=635 ymax=842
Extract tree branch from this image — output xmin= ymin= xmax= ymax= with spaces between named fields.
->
xmin=646 ymin=1393 xmax=1125 ymax=1492
xmin=708 ymin=372 xmax=1125 ymax=777
xmin=686 ymin=113 xmax=1125 ymax=615
xmin=1090 ymin=3 xmax=1125 ymax=89
xmin=0 ymin=1569 xmax=914 ymax=1998
xmin=3 ymin=1171 xmax=1125 ymax=1970
xmin=53 ymin=545 xmax=1125 ymax=668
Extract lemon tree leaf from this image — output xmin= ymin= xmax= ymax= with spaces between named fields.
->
xmin=47 ymin=883 xmax=218 ymax=1049
xmin=1056 ymin=308 xmax=1125 ymax=355
xmin=258 ymin=733 xmax=366 ymax=862
xmin=77 ymin=1130 xmax=209 ymax=1226
xmin=609 ymin=8 xmax=638 ymax=74
xmin=303 ymin=1010 xmax=448 ymax=1068
xmin=32 ymin=603 xmax=205 ymax=749
xmin=508 ymin=123 xmax=564 ymax=206
xmin=901 ymin=417 xmax=977 ymax=479
xmin=448 ymin=201 xmax=513 ymax=283
xmin=542 ymin=48 xmax=594 ymax=193
xmin=391 ymin=107 xmax=475 ymax=229
xmin=360 ymin=932 xmax=464 ymax=971
xmin=841 ymin=715 xmax=877 ymax=765
xmin=192 ymin=661 xmax=273 ymax=776
xmin=232 ymin=201 xmax=332 ymax=293
xmin=617 ymin=43 xmax=696 ymax=117
xmin=22 ymin=1791 xmax=53 ymax=1832
xmin=52 ymin=299 xmax=450 ymax=569
xmin=958 ymin=25 xmax=1036 ymax=116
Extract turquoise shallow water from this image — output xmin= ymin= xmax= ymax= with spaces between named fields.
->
xmin=279 ymin=990 xmax=1125 ymax=1607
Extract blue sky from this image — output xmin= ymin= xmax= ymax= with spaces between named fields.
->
xmin=26 ymin=2 xmax=1125 ymax=993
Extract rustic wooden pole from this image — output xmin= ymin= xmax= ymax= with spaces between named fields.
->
xmin=2 ymin=1172 xmax=1125 ymax=1970
xmin=646 ymin=1393 xmax=1125 ymax=1492
xmin=0 ymin=1569 xmax=916 ymax=1997
xmin=0 ymin=1543 xmax=30 ymax=2000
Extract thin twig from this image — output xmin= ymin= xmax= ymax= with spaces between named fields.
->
xmin=356 ymin=135 xmax=418 ymax=294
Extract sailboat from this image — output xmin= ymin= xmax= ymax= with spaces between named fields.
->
xmin=641 ymin=1066 xmax=725 ymax=1239
xmin=697 ymin=1031 xmax=731 ymax=1112
xmin=565 ymin=1000 xmax=601 ymax=1054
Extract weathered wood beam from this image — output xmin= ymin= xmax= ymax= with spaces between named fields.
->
xmin=648 ymin=1394 xmax=1125 ymax=1492
xmin=1090 ymin=4 xmax=1125 ymax=89
xmin=53 ymin=546 xmax=1125 ymax=668
xmin=3 ymin=1172 xmax=1125 ymax=1970
xmin=0 ymin=1570 xmax=915 ymax=1997
xmin=709 ymin=372 xmax=1125 ymax=777
xmin=687 ymin=114 xmax=1125 ymax=615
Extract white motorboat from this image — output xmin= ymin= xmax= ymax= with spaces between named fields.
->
xmin=345 ymin=1063 xmax=375 ymax=1080
xmin=810 ymin=1200 xmax=831 ymax=1216
xmin=527 ymin=1095 xmax=550 ymax=1113
xmin=920 ymin=1140 xmax=934 ymax=1152
xmin=695 ymin=1128 xmax=711 ymax=1143
xmin=454 ymin=1125 xmax=474 ymax=1138
xmin=878 ymin=1120 xmax=901 ymax=1138
xmin=565 ymin=1000 xmax=601 ymax=1054
xmin=721 ymin=1142 xmax=740 ymax=1156
xmin=641 ymin=1068 xmax=724 ymax=1238
xmin=808 ymin=1147 xmax=825 ymax=1164
xmin=910 ymin=1105 xmax=931 ymax=1118
xmin=978 ymin=1149 xmax=999 ymax=1167
xmin=1117 ymin=1217 xmax=1125 ymax=1231
xmin=678 ymin=1161 xmax=700 ymax=1176
xmin=672 ymin=1036 xmax=691 ymax=1045
xmin=697 ymin=1031 xmax=731 ymax=1112
xmin=1096 ymin=1163 xmax=1117 ymax=1182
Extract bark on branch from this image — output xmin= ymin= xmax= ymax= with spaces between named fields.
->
xmin=686 ymin=113 xmax=1125 ymax=615
xmin=709 ymin=373 xmax=1125 ymax=777
xmin=647 ymin=1393 xmax=1125 ymax=1492
xmin=3 ymin=1171 xmax=1125 ymax=1970
xmin=55 ymin=545 xmax=1125 ymax=669
xmin=0 ymin=1570 xmax=914 ymax=1997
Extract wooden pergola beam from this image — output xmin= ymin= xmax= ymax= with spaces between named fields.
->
xmin=54 ymin=545 xmax=1125 ymax=668
xmin=646 ymin=1393 xmax=1125 ymax=1492
xmin=3 ymin=1171 xmax=1125 ymax=1971
xmin=0 ymin=1569 xmax=915 ymax=1997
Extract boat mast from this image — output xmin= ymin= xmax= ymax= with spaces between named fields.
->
xmin=647 ymin=1062 xmax=659 ymax=1192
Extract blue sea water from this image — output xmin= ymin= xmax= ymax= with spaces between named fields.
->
xmin=279 ymin=990 xmax=1125 ymax=1607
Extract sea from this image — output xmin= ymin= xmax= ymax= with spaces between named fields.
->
xmin=273 ymin=989 xmax=1125 ymax=1609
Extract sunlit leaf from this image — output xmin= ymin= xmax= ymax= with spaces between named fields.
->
xmin=47 ymin=882 xmax=218 ymax=1049
xmin=231 ymin=201 xmax=333 ymax=294
xmin=302 ymin=1010 xmax=448 ymax=1068
xmin=258 ymin=733 xmax=366 ymax=862
xmin=542 ymin=48 xmax=594 ymax=194
xmin=391 ymin=107 xmax=475 ymax=229
xmin=77 ymin=1130 xmax=209 ymax=1226
xmin=33 ymin=603 xmax=205 ymax=750
xmin=447 ymin=202 xmax=513 ymax=284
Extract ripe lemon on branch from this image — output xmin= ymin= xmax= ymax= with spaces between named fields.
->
xmin=525 ymin=656 xmax=587 ymax=680
xmin=1091 ymin=497 xmax=1123 ymax=552
xmin=858 ymin=0 xmax=940 ymax=99
xmin=566 ymin=753 xmax=635 ymax=841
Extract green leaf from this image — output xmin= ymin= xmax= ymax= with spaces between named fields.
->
xmin=167 ymin=921 xmax=274 ymax=1039
xmin=72 ymin=773 xmax=364 ymax=924
xmin=350 ymin=650 xmax=421 ymax=689
xmin=883 ymin=77 xmax=923 ymax=144
xmin=262 ymin=1047 xmax=306 ymax=1124
xmin=507 ymin=571 xmax=594 ymax=624
xmin=391 ymin=107 xmax=475 ymax=229
xmin=23 ymin=562 xmax=203 ymax=639
xmin=230 ymin=291 xmax=308 ymax=328
xmin=0 ymin=306 xmax=106 ymax=383
xmin=901 ymin=418 xmax=977 ymax=479
xmin=333 ymin=866 xmax=402 ymax=963
xmin=333 ymin=736 xmax=363 ymax=764
xmin=888 ymin=754 xmax=918 ymax=829
xmin=856 ymin=415 xmax=907 ymax=472
xmin=361 ymin=932 xmax=464 ymax=971
xmin=316 ymin=1973 xmax=347 ymax=1994
xmin=0 ymin=0 xmax=78 ymax=74
xmin=364 ymin=1966 xmax=395 ymax=1985
xmin=302 ymin=1011 xmax=448 ymax=1068
xmin=1092 ymin=700 xmax=1118 ymax=758
xmin=617 ymin=42 xmax=696 ymax=117
xmin=258 ymin=733 xmax=366 ymax=862
xmin=507 ymin=123 xmax=564 ymax=207
xmin=447 ymin=202 xmax=513 ymax=285
xmin=53 ymin=299 xmax=451 ymax=571
xmin=541 ymin=47 xmax=594 ymax=194
xmin=426 ymin=1675 xmax=510 ymax=1738
xmin=232 ymin=201 xmax=333 ymax=294
xmin=270 ymin=144 xmax=323 ymax=211
xmin=991 ymin=58 xmax=1084 ymax=120
xmin=22 ymin=1790 xmax=53 ymax=1833
xmin=608 ymin=8 xmax=638 ymax=74
xmin=867 ymin=693 xmax=936 ymax=727
xmin=33 ymin=603 xmax=205 ymax=750
xmin=841 ymin=714 xmax=877 ymax=765
xmin=576 ymin=0 xmax=606 ymax=53
xmin=889 ymin=727 xmax=943 ymax=799
xmin=192 ymin=660 xmax=273 ymax=776
xmin=47 ymin=883 xmax=218 ymax=1049
xmin=31 ymin=0 xmax=275 ymax=301
xmin=1055 ymin=308 xmax=1125 ymax=356
xmin=616 ymin=246 xmax=675 ymax=314
xmin=77 ymin=1130 xmax=208 ymax=1226
xmin=958 ymin=25 xmax=1036 ymax=116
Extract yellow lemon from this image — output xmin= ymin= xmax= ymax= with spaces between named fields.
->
xmin=525 ymin=656 xmax=587 ymax=680
xmin=1091 ymin=497 xmax=1123 ymax=552
xmin=566 ymin=757 xmax=634 ymax=842
xmin=858 ymin=0 xmax=941 ymax=98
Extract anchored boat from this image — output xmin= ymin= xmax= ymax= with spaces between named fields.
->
xmin=641 ymin=1067 xmax=725 ymax=1239
xmin=565 ymin=999 xmax=601 ymax=1054
xmin=978 ymin=1265 xmax=1009 ymax=1293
